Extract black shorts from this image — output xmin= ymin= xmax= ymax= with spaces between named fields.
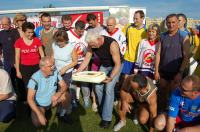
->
xmin=159 ymin=70 xmax=178 ymax=81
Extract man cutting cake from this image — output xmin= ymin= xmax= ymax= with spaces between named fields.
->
xmin=77 ymin=27 xmax=122 ymax=128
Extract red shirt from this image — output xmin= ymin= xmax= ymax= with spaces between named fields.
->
xmin=14 ymin=37 xmax=42 ymax=65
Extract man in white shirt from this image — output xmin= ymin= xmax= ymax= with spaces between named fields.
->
xmin=0 ymin=69 xmax=16 ymax=122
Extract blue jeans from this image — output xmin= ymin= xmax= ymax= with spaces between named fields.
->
xmin=95 ymin=66 xmax=121 ymax=121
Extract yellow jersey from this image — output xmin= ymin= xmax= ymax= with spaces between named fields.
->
xmin=122 ymin=24 xmax=147 ymax=62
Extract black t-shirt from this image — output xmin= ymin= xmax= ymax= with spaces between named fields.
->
xmin=92 ymin=36 xmax=120 ymax=67
xmin=0 ymin=29 xmax=20 ymax=66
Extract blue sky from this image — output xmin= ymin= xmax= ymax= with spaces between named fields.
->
xmin=0 ymin=0 xmax=199 ymax=19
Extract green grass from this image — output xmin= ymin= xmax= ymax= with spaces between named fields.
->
xmin=0 ymin=100 xmax=147 ymax=132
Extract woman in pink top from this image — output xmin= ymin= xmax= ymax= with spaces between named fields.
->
xmin=15 ymin=22 xmax=44 ymax=99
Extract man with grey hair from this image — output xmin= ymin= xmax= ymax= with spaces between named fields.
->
xmin=0 ymin=16 xmax=13 ymax=74
xmin=77 ymin=28 xmax=121 ymax=128
xmin=27 ymin=56 xmax=71 ymax=126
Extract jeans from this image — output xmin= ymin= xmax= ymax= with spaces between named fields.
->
xmin=95 ymin=66 xmax=121 ymax=121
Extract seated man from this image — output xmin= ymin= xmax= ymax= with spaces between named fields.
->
xmin=114 ymin=74 xmax=157 ymax=132
xmin=0 ymin=69 xmax=16 ymax=122
xmin=27 ymin=56 xmax=70 ymax=126
xmin=154 ymin=75 xmax=200 ymax=132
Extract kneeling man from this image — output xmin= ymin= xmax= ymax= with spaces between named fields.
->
xmin=27 ymin=56 xmax=70 ymax=126
xmin=114 ymin=74 xmax=157 ymax=132
xmin=154 ymin=75 xmax=200 ymax=132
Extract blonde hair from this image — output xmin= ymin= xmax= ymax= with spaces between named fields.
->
xmin=148 ymin=23 xmax=160 ymax=35
xmin=13 ymin=13 xmax=27 ymax=26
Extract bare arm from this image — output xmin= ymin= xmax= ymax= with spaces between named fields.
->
xmin=154 ymin=42 xmax=161 ymax=80
xmin=120 ymin=76 xmax=131 ymax=102
xmin=109 ymin=41 xmax=121 ymax=79
xmin=147 ymin=91 xmax=157 ymax=132
xmin=15 ymin=48 xmax=22 ymax=78
xmin=27 ymin=89 xmax=44 ymax=117
xmin=166 ymin=116 xmax=176 ymax=132
xmin=53 ymin=79 xmax=68 ymax=100
xmin=38 ymin=46 xmax=44 ymax=58
xmin=179 ymin=35 xmax=190 ymax=72
xmin=0 ymin=93 xmax=12 ymax=101
xmin=77 ymin=47 xmax=92 ymax=72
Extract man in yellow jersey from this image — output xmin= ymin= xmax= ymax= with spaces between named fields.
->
xmin=122 ymin=10 xmax=147 ymax=78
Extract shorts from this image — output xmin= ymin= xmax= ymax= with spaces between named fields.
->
xmin=175 ymin=116 xmax=200 ymax=128
xmin=0 ymin=100 xmax=16 ymax=122
xmin=62 ymin=72 xmax=72 ymax=86
xmin=159 ymin=70 xmax=178 ymax=81
xmin=122 ymin=60 xmax=135 ymax=75
xmin=37 ymin=103 xmax=51 ymax=110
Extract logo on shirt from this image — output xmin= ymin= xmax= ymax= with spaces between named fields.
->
xmin=169 ymin=106 xmax=175 ymax=111
xmin=143 ymin=49 xmax=155 ymax=66
xmin=74 ymin=42 xmax=87 ymax=60
xmin=180 ymin=101 xmax=185 ymax=107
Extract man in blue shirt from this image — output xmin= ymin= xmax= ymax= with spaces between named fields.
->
xmin=27 ymin=56 xmax=70 ymax=126
xmin=154 ymin=75 xmax=200 ymax=132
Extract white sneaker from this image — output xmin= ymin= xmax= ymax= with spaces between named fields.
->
xmin=92 ymin=103 xmax=98 ymax=112
xmin=113 ymin=120 xmax=126 ymax=131
xmin=114 ymin=101 xmax=118 ymax=106
xmin=133 ymin=114 xmax=138 ymax=125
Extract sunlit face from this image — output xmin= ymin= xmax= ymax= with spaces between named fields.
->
xmin=178 ymin=16 xmax=186 ymax=29
xmin=42 ymin=59 xmax=55 ymax=76
xmin=88 ymin=20 xmax=97 ymax=28
xmin=88 ymin=39 xmax=100 ymax=48
xmin=106 ymin=19 xmax=116 ymax=33
xmin=62 ymin=19 xmax=72 ymax=29
xmin=17 ymin=18 xmax=26 ymax=28
xmin=24 ymin=28 xmax=34 ymax=40
xmin=133 ymin=13 xmax=144 ymax=27
xmin=75 ymin=28 xmax=85 ymax=37
xmin=180 ymin=80 xmax=196 ymax=99
xmin=41 ymin=16 xmax=51 ymax=30
xmin=148 ymin=29 xmax=158 ymax=41
xmin=1 ymin=18 xmax=11 ymax=30
xmin=166 ymin=16 xmax=179 ymax=32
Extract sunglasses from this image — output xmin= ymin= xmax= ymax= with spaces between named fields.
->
xmin=18 ymin=19 xmax=26 ymax=22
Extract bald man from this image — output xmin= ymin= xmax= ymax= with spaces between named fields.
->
xmin=1 ymin=16 xmax=11 ymax=30
xmin=100 ymin=17 xmax=127 ymax=56
xmin=0 ymin=16 xmax=15 ymax=75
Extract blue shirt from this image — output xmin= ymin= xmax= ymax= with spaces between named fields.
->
xmin=168 ymin=88 xmax=200 ymax=122
xmin=27 ymin=69 xmax=63 ymax=106
xmin=34 ymin=26 xmax=44 ymax=38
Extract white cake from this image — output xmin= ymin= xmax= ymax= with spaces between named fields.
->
xmin=72 ymin=71 xmax=106 ymax=83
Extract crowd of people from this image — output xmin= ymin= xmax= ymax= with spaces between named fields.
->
xmin=0 ymin=10 xmax=200 ymax=132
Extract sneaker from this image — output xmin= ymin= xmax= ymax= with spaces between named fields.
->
xmin=59 ymin=114 xmax=73 ymax=124
xmin=92 ymin=103 xmax=98 ymax=112
xmin=133 ymin=114 xmax=138 ymax=125
xmin=99 ymin=120 xmax=111 ymax=128
xmin=113 ymin=120 xmax=126 ymax=131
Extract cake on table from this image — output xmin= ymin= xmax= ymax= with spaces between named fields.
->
xmin=72 ymin=71 xmax=106 ymax=83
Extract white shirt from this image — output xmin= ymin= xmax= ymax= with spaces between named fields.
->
xmin=52 ymin=42 xmax=75 ymax=73
xmin=0 ymin=69 xmax=16 ymax=100
xmin=100 ymin=28 xmax=127 ymax=55
xmin=67 ymin=29 xmax=88 ymax=64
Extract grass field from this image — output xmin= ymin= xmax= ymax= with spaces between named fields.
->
xmin=0 ymin=100 xmax=148 ymax=132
